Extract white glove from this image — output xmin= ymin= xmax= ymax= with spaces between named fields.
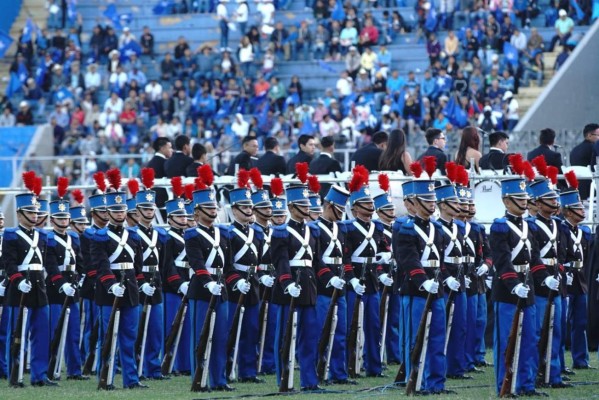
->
xmin=445 ymin=276 xmax=461 ymax=292
xmin=109 ymin=283 xmax=125 ymax=297
xmin=179 ymin=281 xmax=189 ymax=296
xmin=421 ymin=279 xmax=439 ymax=294
xmin=328 ymin=276 xmax=346 ymax=290
xmin=0 ymin=282 xmax=5 ymax=297
xmin=476 ymin=263 xmax=489 ymax=276
xmin=206 ymin=281 xmax=222 ymax=296
xmin=378 ymin=273 xmax=394 ymax=287
xmin=376 ymin=252 xmax=392 ymax=264
xmin=18 ymin=280 xmax=32 ymax=293
xmin=140 ymin=283 xmax=156 ymax=296
xmin=260 ymin=275 xmax=275 ymax=287
xmin=596 ymin=273 xmax=599 ymax=283
xmin=61 ymin=283 xmax=76 ymax=297
xmin=286 ymin=284 xmax=301 ymax=298
xmin=78 ymin=276 xmax=85 ymax=288
xmin=566 ymin=272 xmax=573 ymax=286
xmin=350 ymin=278 xmax=366 ymax=295
xmin=544 ymin=276 xmax=560 ymax=291
xmin=485 ymin=276 xmax=493 ymax=290
xmin=512 ymin=283 xmax=530 ymax=299
xmin=235 ymin=279 xmax=251 ymax=294
xmin=464 ymin=276 xmax=472 ymax=289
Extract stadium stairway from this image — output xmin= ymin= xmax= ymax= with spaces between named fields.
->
xmin=517 ymin=50 xmax=558 ymax=118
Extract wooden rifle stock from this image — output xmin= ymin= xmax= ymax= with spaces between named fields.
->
xmin=161 ymin=295 xmax=189 ymax=376
xmin=82 ymin=318 xmax=100 ymax=375
xmin=537 ymin=271 xmax=559 ymax=386
xmin=135 ymin=269 xmax=157 ymax=376
xmin=317 ymin=267 xmax=345 ymax=381
xmin=48 ymin=294 xmax=73 ymax=380
xmin=279 ymin=274 xmax=301 ymax=392
xmin=226 ymin=267 xmax=255 ymax=380
xmin=98 ymin=275 xmax=126 ymax=390
xmin=347 ymin=263 xmax=367 ymax=378
xmin=444 ymin=265 xmax=463 ymax=354
xmin=9 ymin=269 xmax=30 ymax=387
xmin=379 ymin=260 xmax=396 ymax=364
xmin=257 ymin=265 xmax=274 ymax=374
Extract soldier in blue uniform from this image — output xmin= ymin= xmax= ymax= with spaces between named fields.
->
xmin=271 ymin=182 xmax=321 ymax=390
xmin=46 ymin=190 xmax=86 ymax=380
xmin=314 ymin=185 xmax=355 ymax=384
xmin=126 ymin=194 xmax=139 ymax=228
xmin=308 ymin=192 xmax=323 ymax=222
xmin=0 ymin=209 xmax=8 ymax=378
xmin=490 ymin=177 xmax=550 ymax=396
xmin=185 ymin=185 xmax=234 ymax=391
xmin=35 ymin=199 xmax=49 ymax=229
xmin=91 ymin=188 xmax=147 ymax=389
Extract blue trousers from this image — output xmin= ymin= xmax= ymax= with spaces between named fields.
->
xmin=567 ymin=293 xmax=590 ymax=367
xmin=260 ymin=302 xmax=277 ymax=374
xmin=386 ymin=293 xmax=402 ymax=364
xmin=401 ymin=295 xmax=447 ymax=392
xmin=275 ymin=304 xmax=318 ymax=388
xmin=475 ymin=293 xmax=488 ymax=364
xmin=316 ymin=294 xmax=348 ymax=381
xmin=493 ymin=302 xmax=537 ymax=394
xmin=465 ymin=294 xmax=478 ymax=371
xmin=227 ymin=301 xmax=259 ymax=379
xmin=164 ymin=293 xmax=190 ymax=373
xmin=559 ymin=296 xmax=567 ymax=372
xmin=346 ymin=291 xmax=382 ymax=375
xmin=81 ymin=298 xmax=99 ymax=365
xmin=98 ymin=304 xmax=140 ymax=387
xmin=445 ymin=291 xmax=467 ymax=376
xmin=8 ymin=305 xmax=50 ymax=383
xmin=138 ymin=301 xmax=164 ymax=378
xmin=535 ymin=295 xmax=563 ymax=384
xmin=49 ymin=302 xmax=83 ymax=376
xmin=189 ymin=298 xmax=228 ymax=388
xmin=0 ymin=302 xmax=9 ymax=376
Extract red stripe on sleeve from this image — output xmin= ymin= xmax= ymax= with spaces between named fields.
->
xmin=278 ymin=273 xmax=292 ymax=282
xmin=51 ymin=274 xmax=63 ymax=282
xmin=100 ymin=274 xmax=116 ymax=282
xmin=531 ymin=265 xmax=545 ymax=274
xmin=409 ymin=269 xmax=425 ymax=277
xmin=195 ymin=269 xmax=210 ymax=276
xmin=317 ymin=268 xmax=331 ymax=277
xmin=167 ymin=275 xmax=181 ymax=283
xmin=87 ymin=270 xmax=97 ymax=277
xmin=9 ymin=273 xmax=23 ymax=282
xmin=344 ymin=265 xmax=353 ymax=272
xmin=226 ymin=274 xmax=240 ymax=284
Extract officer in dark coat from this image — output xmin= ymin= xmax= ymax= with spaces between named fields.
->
xmin=285 ymin=135 xmax=316 ymax=174
xmin=165 ymin=135 xmax=193 ymax=178
xmin=479 ymin=131 xmax=509 ymax=171
xmin=309 ymin=136 xmax=342 ymax=197
xmin=145 ymin=137 xmax=172 ymax=213
xmin=0 ymin=210 xmax=7 ymax=378
xmin=570 ymin=123 xmax=599 ymax=200
xmin=526 ymin=129 xmax=563 ymax=172
xmin=255 ymin=138 xmax=286 ymax=177
xmin=225 ymin=136 xmax=259 ymax=176
xmin=351 ymin=131 xmax=387 ymax=172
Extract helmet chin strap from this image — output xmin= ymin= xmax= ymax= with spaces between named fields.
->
xmin=51 ymin=218 xmax=70 ymax=230
xmin=127 ymin=214 xmax=139 ymax=225
xmin=234 ymin=205 xmax=254 ymax=218
xmin=442 ymin=201 xmax=461 ymax=215
xmin=355 ymin=203 xmax=375 ymax=213
xmin=254 ymin=208 xmax=272 ymax=220
xmin=379 ymin=209 xmax=395 ymax=221
xmin=331 ymin=205 xmax=342 ymax=221
xmin=416 ymin=198 xmax=434 ymax=216
xmin=292 ymin=203 xmax=310 ymax=218
xmin=569 ymin=208 xmax=585 ymax=220
xmin=93 ymin=210 xmax=109 ymax=223
xmin=19 ymin=210 xmax=37 ymax=226
xmin=509 ymin=197 xmax=528 ymax=212
xmin=168 ymin=215 xmax=187 ymax=229
xmin=198 ymin=206 xmax=217 ymax=220
xmin=537 ymin=198 xmax=559 ymax=212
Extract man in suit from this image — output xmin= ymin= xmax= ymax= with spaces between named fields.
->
xmin=185 ymin=143 xmax=208 ymax=177
xmin=479 ymin=131 xmax=509 ymax=171
xmin=351 ymin=131 xmax=388 ymax=172
xmin=418 ymin=128 xmax=448 ymax=175
xmin=165 ymin=135 xmax=193 ymax=178
xmin=255 ymin=137 xmax=286 ymax=176
xmin=286 ymin=135 xmax=316 ymax=174
xmin=571 ymin=123 xmax=599 ymax=200
xmin=526 ymin=128 xmax=563 ymax=171
xmin=146 ymin=137 xmax=172 ymax=215
xmin=225 ymin=136 xmax=258 ymax=175
xmin=310 ymin=136 xmax=342 ymax=197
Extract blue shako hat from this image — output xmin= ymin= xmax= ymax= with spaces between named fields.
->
xmin=349 ymin=185 xmax=372 ymax=206
xmin=560 ymin=190 xmax=582 ymax=208
xmin=185 ymin=201 xmax=194 ymax=218
xmin=529 ymin=178 xmax=558 ymax=200
xmin=16 ymin=193 xmax=40 ymax=212
xmin=89 ymin=194 xmax=107 ymax=210
xmin=272 ymin=197 xmax=288 ymax=215
xmin=286 ymin=184 xmax=310 ymax=206
xmin=126 ymin=197 xmax=137 ymax=213
xmin=309 ymin=193 xmax=322 ymax=212
xmin=166 ymin=197 xmax=188 ymax=216
xmin=455 ymin=185 xmax=471 ymax=203
xmin=402 ymin=181 xmax=414 ymax=199
xmin=136 ymin=190 xmax=156 ymax=208
xmin=252 ymin=189 xmax=271 ymax=208
xmin=105 ymin=191 xmax=128 ymax=211
xmin=230 ymin=187 xmax=253 ymax=207
xmin=193 ymin=188 xmax=217 ymax=208
xmin=50 ymin=200 xmax=70 ymax=217
xmin=501 ymin=177 xmax=530 ymax=199
xmin=37 ymin=199 xmax=49 ymax=216
xmin=412 ymin=180 xmax=437 ymax=201
xmin=374 ymin=193 xmax=393 ymax=210
xmin=324 ymin=185 xmax=349 ymax=210
xmin=435 ymin=183 xmax=458 ymax=203
xmin=70 ymin=206 xmax=89 ymax=223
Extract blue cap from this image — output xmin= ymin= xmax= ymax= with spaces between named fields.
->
xmin=272 ymin=197 xmax=288 ymax=215
xmin=324 ymin=185 xmax=349 ymax=210
xmin=230 ymin=187 xmax=253 ymax=207
xmin=105 ymin=191 xmax=128 ymax=211
xmin=528 ymin=178 xmax=558 ymax=200
xmin=126 ymin=197 xmax=137 ymax=213
xmin=286 ymin=185 xmax=311 ymax=206
xmin=402 ymin=181 xmax=414 ymax=199
xmin=37 ymin=199 xmax=49 ymax=216
xmin=252 ymin=189 xmax=271 ymax=208
xmin=50 ymin=199 xmax=70 ymax=217
xmin=185 ymin=201 xmax=194 ymax=218
xmin=349 ymin=185 xmax=373 ymax=206
xmin=412 ymin=180 xmax=437 ymax=201
xmin=16 ymin=193 xmax=41 ymax=212
xmin=501 ymin=178 xmax=529 ymax=199
xmin=374 ymin=193 xmax=394 ymax=210
xmin=70 ymin=206 xmax=89 ymax=223
xmin=166 ymin=198 xmax=188 ymax=216
xmin=135 ymin=189 xmax=156 ymax=208
xmin=193 ymin=188 xmax=217 ymax=208
xmin=435 ymin=183 xmax=458 ymax=202
xmin=560 ymin=189 xmax=582 ymax=208
xmin=89 ymin=193 xmax=107 ymax=210
xmin=455 ymin=185 xmax=470 ymax=203
xmin=309 ymin=193 xmax=323 ymax=212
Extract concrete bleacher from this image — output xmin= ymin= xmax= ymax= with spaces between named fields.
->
xmin=0 ymin=126 xmax=37 ymax=187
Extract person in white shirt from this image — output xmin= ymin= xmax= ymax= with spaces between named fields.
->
xmin=105 ymin=114 xmax=124 ymax=145
xmin=0 ymin=108 xmax=15 ymax=127
xmin=103 ymin=92 xmax=124 ymax=114
xmin=319 ymin=113 xmax=340 ymax=137
xmin=118 ymin=27 xmax=135 ymax=48
xmin=109 ymin=66 xmax=128 ymax=92
xmin=510 ymin=28 xmax=527 ymax=52
xmin=145 ymin=80 xmax=163 ymax=102
xmin=503 ymin=91 xmax=519 ymax=132
xmin=258 ymin=0 xmax=275 ymax=28
xmin=216 ymin=0 xmax=230 ymax=50
xmin=167 ymin=116 xmax=183 ymax=138
xmin=235 ymin=0 xmax=249 ymax=35
xmin=84 ymin=63 xmax=101 ymax=92
xmin=336 ymin=70 xmax=353 ymax=98
xmin=231 ymin=113 xmax=250 ymax=138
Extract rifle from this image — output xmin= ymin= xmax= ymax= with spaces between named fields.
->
xmin=379 ymin=259 xmax=396 ymax=364
xmin=48 ymin=277 xmax=77 ymax=380
xmin=257 ymin=265 xmax=274 ymax=375
xmin=9 ymin=269 xmax=30 ymax=388
xmin=317 ymin=266 xmax=345 ymax=382
xmin=82 ymin=317 xmax=100 ymax=375
xmin=405 ymin=270 xmax=440 ymax=395
xmin=98 ymin=275 xmax=126 ymax=390
xmin=161 ymin=295 xmax=189 ymax=376
xmin=191 ymin=269 xmax=222 ymax=392
xmin=537 ymin=270 xmax=559 ymax=386
xmin=226 ymin=266 xmax=256 ymax=381
xmin=279 ymin=273 xmax=301 ymax=392
xmin=499 ymin=271 xmax=530 ymax=398
xmin=347 ymin=262 xmax=367 ymax=379
xmin=135 ymin=267 xmax=157 ymax=377
xmin=79 ymin=297 xmax=85 ymax=350
xmin=444 ymin=264 xmax=463 ymax=355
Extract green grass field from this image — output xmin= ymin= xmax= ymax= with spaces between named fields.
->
xmin=2 ymin=355 xmax=599 ymax=400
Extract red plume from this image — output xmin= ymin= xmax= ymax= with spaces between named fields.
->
xmin=93 ymin=172 xmax=107 ymax=193
xmin=508 ymin=153 xmax=524 ymax=176
xmin=237 ymin=169 xmax=251 ymax=189
xmin=565 ymin=170 xmax=578 ymax=189
xmin=523 ymin=161 xmax=535 ymax=182
xmin=353 ymin=165 xmax=370 ymax=182
xmin=195 ymin=176 xmax=207 ymax=190
xmin=349 ymin=167 xmax=367 ymax=193
xmin=141 ymin=168 xmax=155 ymax=189
xmin=198 ymin=165 xmax=214 ymax=187
xmin=378 ymin=173 xmax=390 ymax=193
xmin=308 ymin=175 xmax=321 ymax=194
xmin=457 ymin=166 xmax=469 ymax=187
xmin=445 ymin=162 xmax=458 ymax=183
xmin=33 ymin=176 xmax=43 ymax=196
xmin=57 ymin=176 xmax=69 ymax=198
xmin=546 ymin=166 xmax=558 ymax=185
xmin=23 ymin=171 xmax=37 ymax=192
xmin=184 ymin=184 xmax=195 ymax=200
xmin=531 ymin=155 xmax=548 ymax=177
xmin=106 ymin=168 xmax=122 ymax=190
xmin=127 ymin=179 xmax=140 ymax=197
xmin=72 ymin=189 xmax=84 ymax=205
xmin=295 ymin=162 xmax=309 ymax=184
xmin=409 ymin=162 xmax=423 ymax=178
xmin=423 ymin=156 xmax=437 ymax=178
xmin=249 ymin=167 xmax=263 ymax=189
xmin=171 ymin=177 xmax=184 ymax=198
xmin=270 ymin=177 xmax=284 ymax=197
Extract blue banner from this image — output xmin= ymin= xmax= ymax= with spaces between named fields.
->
xmin=0 ymin=30 xmax=14 ymax=58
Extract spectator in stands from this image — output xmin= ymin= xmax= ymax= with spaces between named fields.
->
xmin=526 ymin=128 xmax=563 ymax=171
xmin=379 ymin=128 xmax=413 ymax=174
xmin=104 ymin=92 xmax=124 ymax=114
xmin=319 ymin=113 xmax=340 ymax=137
xmin=185 ymin=143 xmax=208 ymax=176
xmin=550 ymin=9 xmax=574 ymax=51
xmin=268 ymin=77 xmax=287 ymax=112
xmin=427 ymin=33 xmax=442 ymax=64
xmin=340 ymin=20 xmax=358 ymax=55
xmin=256 ymin=137 xmax=286 ymax=176
xmin=102 ymin=27 xmax=118 ymax=60
xmin=444 ymin=30 xmax=460 ymax=58
xmin=351 ymin=130 xmax=388 ymax=172
xmin=235 ymin=0 xmax=250 ymax=35
xmin=510 ymin=27 xmax=527 ymax=52
xmin=140 ymin=26 xmax=155 ymax=59
xmin=226 ymin=135 xmax=258 ymax=175
xmin=145 ymin=79 xmax=163 ymax=102
xmin=118 ymin=27 xmax=135 ymax=48
xmin=432 ymin=111 xmax=451 ymax=131
xmin=109 ymin=65 xmax=128 ymax=93
xmin=418 ymin=128 xmax=448 ymax=175
xmin=503 ymin=91 xmax=519 ymax=131
xmin=455 ymin=126 xmax=482 ymax=172
xmin=0 ymin=107 xmax=15 ymax=127
xmin=313 ymin=24 xmax=329 ymax=60
xmin=336 ymin=70 xmax=353 ymax=99
xmin=554 ymin=45 xmax=571 ymax=71
xmin=84 ymin=63 xmax=101 ymax=96
xmin=232 ymin=113 xmax=250 ymax=138
xmin=295 ymin=20 xmax=312 ymax=61
xmin=121 ymin=157 xmax=141 ymax=179
xmin=526 ymin=28 xmax=544 ymax=56
xmin=158 ymin=92 xmax=175 ymax=122
xmin=499 ymin=14 xmax=516 ymax=51
xmin=160 ymin=53 xmax=176 ymax=81
xmin=286 ymin=134 xmax=316 ymax=173
xmin=354 ymin=69 xmax=373 ymax=94
xmin=49 ymin=103 xmax=69 ymax=128
xmin=360 ymin=46 xmax=377 ymax=76
xmin=270 ymin=22 xmax=291 ymax=61
xmin=24 ymin=78 xmax=43 ymax=102
xmin=359 ymin=18 xmax=379 ymax=48
xmin=477 ymin=105 xmax=498 ymax=132
xmin=345 ymin=46 xmax=361 ymax=79
xmin=462 ymin=28 xmax=479 ymax=61
xmin=479 ymin=130 xmax=509 ymax=170
xmin=165 ymin=135 xmax=193 ymax=177
xmin=105 ymin=114 xmax=125 ymax=146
